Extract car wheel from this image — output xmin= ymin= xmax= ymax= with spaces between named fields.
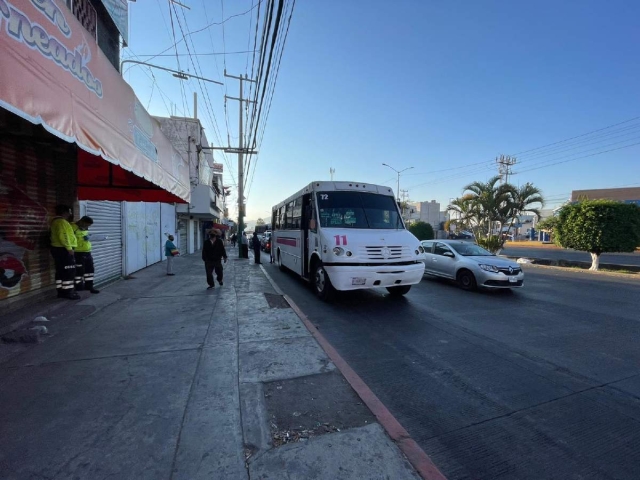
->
xmin=313 ymin=261 xmax=335 ymax=301
xmin=386 ymin=285 xmax=411 ymax=296
xmin=457 ymin=269 xmax=477 ymax=291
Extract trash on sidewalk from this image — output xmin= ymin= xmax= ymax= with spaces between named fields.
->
xmin=29 ymin=325 xmax=49 ymax=335
xmin=517 ymin=257 xmax=533 ymax=264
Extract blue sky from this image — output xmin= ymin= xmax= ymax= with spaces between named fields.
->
xmin=123 ymin=0 xmax=640 ymax=222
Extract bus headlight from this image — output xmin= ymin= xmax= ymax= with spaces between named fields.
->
xmin=346 ymin=250 xmax=353 ymax=257
xmin=333 ymin=247 xmax=345 ymax=256
xmin=418 ymin=246 xmax=425 ymax=253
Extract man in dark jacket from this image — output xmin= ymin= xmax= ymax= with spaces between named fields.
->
xmin=252 ymin=234 xmax=261 ymax=264
xmin=202 ymin=229 xmax=227 ymax=289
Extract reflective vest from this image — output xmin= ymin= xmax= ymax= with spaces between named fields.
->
xmin=51 ymin=217 xmax=77 ymax=249
xmin=72 ymin=224 xmax=92 ymax=252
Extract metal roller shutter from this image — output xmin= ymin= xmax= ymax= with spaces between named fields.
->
xmin=85 ymin=201 xmax=122 ymax=285
xmin=0 ymin=131 xmax=76 ymax=301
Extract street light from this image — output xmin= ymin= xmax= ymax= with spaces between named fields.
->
xmin=120 ymin=59 xmax=223 ymax=85
xmin=381 ymin=163 xmax=414 ymax=200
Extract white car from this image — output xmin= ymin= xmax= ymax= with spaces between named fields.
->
xmin=420 ymin=239 xmax=524 ymax=290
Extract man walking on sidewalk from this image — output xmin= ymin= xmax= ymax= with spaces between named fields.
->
xmin=50 ymin=205 xmax=80 ymax=300
xmin=71 ymin=216 xmax=101 ymax=293
xmin=202 ymin=229 xmax=227 ymax=289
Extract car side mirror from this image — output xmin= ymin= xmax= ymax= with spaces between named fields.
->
xmin=443 ymin=251 xmax=455 ymax=258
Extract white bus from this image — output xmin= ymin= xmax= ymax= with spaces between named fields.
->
xmin=271 ymin=181 xmax=425 ymax=300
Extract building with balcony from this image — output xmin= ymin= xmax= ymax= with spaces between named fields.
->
xmin=154 ymin=116 xmax=226 ymax=253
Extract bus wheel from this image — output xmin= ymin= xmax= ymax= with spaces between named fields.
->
xmin=278 ymin=251 xmax=286 ymax=271
xmin=314 ymin=262 xmax=335 ymax=301
xmin=386 ymin=285 xmax=412 ymax=296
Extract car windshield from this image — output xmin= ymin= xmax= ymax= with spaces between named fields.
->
xmin=316 ymin=191 xmax=402 ymax=229
xmin=450 ymin=243 xmax=494 ymax=256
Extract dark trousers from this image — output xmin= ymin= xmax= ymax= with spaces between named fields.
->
xmin=253 ymin=247 xmax=261 ymax=264
xmin=75 ymin=252 xmax=95 ymax=290
xmin=51 ymin=247 xmax=76 ymax=297
xmin=241 ymin=244 xmax=249 ymax=258
xmin=205 ymin=259 xmax=223 ymax=286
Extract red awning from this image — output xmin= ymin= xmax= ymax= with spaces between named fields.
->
xmin=212 ymin=223 xmax=230 ymax=231
xmin=0 ymin=1 xmax=189 ymax=203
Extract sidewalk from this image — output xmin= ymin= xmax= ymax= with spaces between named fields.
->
xmin=0 ymin=251 xmax=421 ymax=480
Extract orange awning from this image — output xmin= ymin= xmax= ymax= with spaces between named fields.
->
xmin=0 ymin=0 xmax=189 ymax=203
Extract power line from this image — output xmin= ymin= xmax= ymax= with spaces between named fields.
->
xmin=515 ymin=141 xmax=640 ymax=175
xmin=515 ymin=122 xmax=640 ymax=163
xmin=126 ymin=1 xmax=264 ymax=72
xmin=246 ymin=0 xmax=295 ymax=200
xmin=511 ymin=115 xmax=640 ymax=156
xmin=167 ymin=0 xmax=190 ymax=117
xmin=132 ymin=50 xmax=260 ymax=57
xmin=175 ymin=6 xmax=237 ymax=187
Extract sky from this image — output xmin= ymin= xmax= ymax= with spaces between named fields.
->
xmin=123 ymin=0 xmax=640 ymax=224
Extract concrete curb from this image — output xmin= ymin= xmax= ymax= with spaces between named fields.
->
xmin=259 ymin=265 xmax=448 ymax=480
xmin=503 ymin=256 xmax=640 ymax=274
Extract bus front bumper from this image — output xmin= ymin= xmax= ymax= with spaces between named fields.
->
xmin=324 ymin=262 xmax=426 ymax=291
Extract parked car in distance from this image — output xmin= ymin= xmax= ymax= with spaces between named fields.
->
xmin=420 ymin=239 xmax=524 ymax=290
xmin=261 ymin=231 xmax=272 ymax=253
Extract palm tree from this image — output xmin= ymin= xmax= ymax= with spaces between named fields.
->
xmin=502 ymin=183 xmax=545 ymax=240
xmin=447 ymin=194 xmax=479 ymax=237
xmin=449 ymin=177 xmax=545 ymax=253
xmin=461 ymin=176 xmax=512 ymax=238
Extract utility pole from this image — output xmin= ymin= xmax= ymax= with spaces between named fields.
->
xmin=400 ymin=189 xmax=410 ymax=221
xmin=224 ymin=71 xmax=257 ymax=256
xmin=496 ymin=154 xmax=517 ymax=184
xmin=197 ymin=72 xmax=257 ymax=256
xmin=330 ymin=168 xmax=335 ymax=181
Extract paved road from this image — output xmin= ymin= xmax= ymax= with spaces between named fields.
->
xmin=502 ymin=246 xmax=640 ymax=266
xmin=266 ymin=263 xmax=640 ymax=480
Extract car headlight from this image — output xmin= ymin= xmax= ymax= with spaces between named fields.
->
xmin=333 ymin=247 xmax=345 ymax=256
xmin=479 ymin=264 xmax=499 ymax=273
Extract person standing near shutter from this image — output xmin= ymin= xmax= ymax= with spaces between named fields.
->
xmin=71 ymin=216 xmax=100 ymax=294
xmin=50 ymin=205 xmax=79 ymax=299
xmin=165 ymin=235 xmax=178 ymax=276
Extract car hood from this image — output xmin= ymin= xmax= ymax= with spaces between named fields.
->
xmin=464 ymin=255 xmax=519 ymax=268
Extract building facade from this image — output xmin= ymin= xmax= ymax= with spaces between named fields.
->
xmin=571 ymin=187 xmax=640 ymax=205
xmin=155 ymin=116 xmax=227 ymax=254
xmin=418 ymin=200 xmax=441 ymax=230
xmin=0 ymin=1 xmax=188 ymax=310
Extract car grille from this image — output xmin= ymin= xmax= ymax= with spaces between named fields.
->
xmin=497 ymin=267 xmax=521 ymax=276
xmin=360 ymin=246 xmax=410 ymax=260
xmin=485 ymin=279 xmax=524 ymax=287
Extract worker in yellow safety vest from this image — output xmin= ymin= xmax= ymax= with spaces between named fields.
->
xmin=50 ymin=205 xmax=80 ymax=299
xmin=72 ymin=216 xmax=100 ymax=294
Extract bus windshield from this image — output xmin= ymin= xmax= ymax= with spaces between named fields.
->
xmin=316 ymin=191 xmax=402 ymax=229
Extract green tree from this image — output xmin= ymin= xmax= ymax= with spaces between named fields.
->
xmin=447 ymin=177 xmax=544 ymax=253
xmin=555 ymin=200 xmax=640 ymax=270
xmin=256 ymin=218 xmax=265 ymax=226
xmin=503 ymin=182 xmax=545 ymax=236
xmin=536 ymin=216 xmax=559 ymax=241
xmin=409 ymin=221 xmax=434 ymax=240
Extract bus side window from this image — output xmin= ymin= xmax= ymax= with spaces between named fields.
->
xmin=286 ymin=202 xmax=294 ymax=229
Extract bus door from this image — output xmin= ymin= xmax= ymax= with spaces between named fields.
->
xmin=302 ymin=193 xmax=313 ymax=279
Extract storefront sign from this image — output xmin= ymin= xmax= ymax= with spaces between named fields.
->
xmin=0 ymin=0 xmax=189 ymax=202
